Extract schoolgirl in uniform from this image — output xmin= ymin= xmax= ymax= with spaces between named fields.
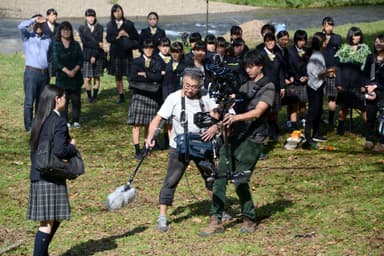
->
xmin=185 ymin=41 xmax=210 ymax=89
xmin=321 ymin=16 xmax=342 ymax=126
xmin=139 ymin=11 xmax=166 ymax=52
xmin=184 ymin=32 xmax=202 ymax=65
xmin=335 ymin=27 xmax=370 ymax=135
xmin=106 ymin=4 xmax=139 ymax=104
xmin=260 ymin=32 xmax=285 ymax=142
xmin=161 ymin=41 xmax=186 ymax=147
xmin=28 ymin=85 xmax=79 ymax=255
xmin=128 ymin=40 xmax=163 ymax=159
xmin=362 ymin=34 xmax=384 ymax=151
xmin=43 ymin=8 xmax=60 ymax=79
xmin=78 ymin=9 xmax=105 ymax=103
xmin=158 ymin=37 xmax=171 ymax=66
xmin=288 ymin=30 xmax=309 ymax=131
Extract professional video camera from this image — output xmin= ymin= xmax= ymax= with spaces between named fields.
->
xmin=205 ymin=59 xmax=242 ymax=106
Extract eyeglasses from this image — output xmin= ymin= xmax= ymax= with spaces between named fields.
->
xmin=183 ymin=83 xmax=200 ymax=91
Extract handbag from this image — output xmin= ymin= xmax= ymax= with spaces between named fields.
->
xmin=35 ymin=116 xmax=85 ymax=180
xmin=175 ymin=132 xmax=213 ymax=159
xmin=175 ymin=95 xmax=214 ymax=159
xmin=129 ymin=80 xmax=161 ymax=94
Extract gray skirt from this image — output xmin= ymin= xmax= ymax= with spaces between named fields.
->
xmin=82 ymin=60 xmax=104 ymax=78
xmin=108 ymin=56 xmax=129 ymax=77
xmin=324 ymin=77 xmax=337 ymax=98
xmin=127 ymin=93 xmax=160 ymax=125
xmin=27 ymin=180 xmax=70 ymax=221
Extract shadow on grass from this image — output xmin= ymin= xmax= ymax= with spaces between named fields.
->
xmin=170 ymin=199 xmax=212 ymax=224
xmin=61 ymin=225 xmax=147 ymax=256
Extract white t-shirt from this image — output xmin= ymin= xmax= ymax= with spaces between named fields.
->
xmin=158 ymin=89 xmax=217 ymax=148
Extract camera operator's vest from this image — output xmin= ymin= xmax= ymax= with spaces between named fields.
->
xmin=237 ymin=76 xmax=273 ymax=143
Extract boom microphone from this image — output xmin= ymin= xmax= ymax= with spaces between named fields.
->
xmin=106 ymin=120 xmax=164 ymax=210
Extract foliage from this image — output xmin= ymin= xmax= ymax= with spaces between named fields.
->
xmin=0 ymin=21 xmax=384 ymax=255
xmin=214 ymin=0 xmax=384 ymax=8
xmin=335 ymin=43 xmax=371 ymax=70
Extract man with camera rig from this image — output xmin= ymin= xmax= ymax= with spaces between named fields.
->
xmin=146 ymin=67 xmax=220 ymax=232
xmin=200 ymin=50 xmax=276 ymax=236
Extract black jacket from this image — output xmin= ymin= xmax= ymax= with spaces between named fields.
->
xmin=78 ymin=22 xmax=105 ymax=61
xmin=288 ymin=46 xmax=309 ymax=85
xmin=162 ymin=58 xmax=186 ymax=100
xmin=139 ymin=26 xmax=166 ymax=50
xmin=106 ymin=19 xmax=139 ymax=59
xmin=30 ymin=111 xmax=77 ymax=181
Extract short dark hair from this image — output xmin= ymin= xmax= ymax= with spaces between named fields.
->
xmin=276 ymin=30 xmax=289 ymax=39
xmin=230 ymin=25 xmax=243 ymax=36
xmin=216 ymin=36 xmax=227 ymax=48
xmin=56 ymin=21 xmax=74 ymax=41
xmin=158 ymin=37 xmax=170 ymax=47
xmin=294 ymin=29 xmax=308 ymax=44
xmin=204 ymin=34 xmax=217 ymax=45
xmin=183 ymin=67 xmax=204 ymax=82
xmin=194 ymin=41 xmax=206 ymax=52
xmin=322 ymin=16 xmax=334 ymax=26
xmin=232 ymin=37 xmax=245 ymax=47
xmin=147 ymin=11 xmax=159 ymax=19
xmin=261 ymin=24 xmax=275 ymax=36
xmin=85 ymin=8 xmax=96 ymax=17
xmin=142 ymin=39 xmax=154 ymax=49
xmin=263 ymin=32 xmax=276 ymax=42
xmin=244 ymin=50 xmax=264 ymax=67
xmin=189 ymin=32 xmax=202 ymax=44
xmin=311 ymin=32 xmax=325 ymax=51
xmin=170 ymin=41 xmax=184 ymax=53
xmin=46 ymin=8 xmax=57 ymax=16
xmin=346 ymin=26 xmax=364 ymax=45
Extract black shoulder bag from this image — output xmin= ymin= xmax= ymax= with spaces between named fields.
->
xmin=35 ymin=117 xmax=85 ymax=180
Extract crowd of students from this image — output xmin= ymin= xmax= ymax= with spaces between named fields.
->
xmin=20 ymin=4 xmax=384 ymax=254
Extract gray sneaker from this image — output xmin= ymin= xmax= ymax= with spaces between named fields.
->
xmin=222 ymin=211 xmax=233 ymax=222
xmin=157 ymin=216 xmax=168 ymax=232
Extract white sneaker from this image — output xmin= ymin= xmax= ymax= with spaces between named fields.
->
xmin=73 ymin=122 xmax=81 ymax=128
xmin=67 ymin=123 xmax=71 ymax=128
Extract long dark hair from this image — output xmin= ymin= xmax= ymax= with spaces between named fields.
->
xmin=346 ymin=26 xmax=364 ymax=45
xmin=110 ymin=4 xmax=125 ymax=21
xmin=56 ymin=21 xmax=74 ymax=41
xmin=30 ymin=85 xmax=64 ymax=151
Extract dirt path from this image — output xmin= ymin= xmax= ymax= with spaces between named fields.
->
xmin=0 ymin=0 xmax=259 ymax=18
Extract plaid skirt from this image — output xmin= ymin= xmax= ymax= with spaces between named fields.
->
xmin=27 ymin=180 xmax=70 ymax=221
xmin=127 ymin=93 xmax=159 ymax=125
xmin=324 ymin=77 xmax=337 ymax=97
xmin=108 ymin=56 xmax=129 ymax=77
xmin=82 ymin=60 xmax=104 ymax=78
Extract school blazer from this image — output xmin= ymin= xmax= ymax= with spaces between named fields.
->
xmin=106 ymin=19 xmax=139 ymax=59
xmin=78 ymin=22 xmax=105 ymax=61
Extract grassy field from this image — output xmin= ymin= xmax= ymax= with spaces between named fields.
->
xmin=215 ymin=0 xmax=384 ymax=8
xmin=1 ymin=21 xmax=384 ymax=255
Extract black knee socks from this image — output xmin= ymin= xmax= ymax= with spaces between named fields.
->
xmin=33 ymin=230 xmax=50 ymax=256
xmin=93 ymin=88 xmax=99 ymax=99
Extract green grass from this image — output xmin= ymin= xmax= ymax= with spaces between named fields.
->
xmin=1 ymin=21 xmax=384 ymax=255
xmin=215 ymin=0 xmax=384 ymax=8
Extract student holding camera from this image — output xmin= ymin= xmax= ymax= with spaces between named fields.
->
xmin=146 ymin=68 xmax=219 ymax=232
xmin=199 ymin=50 xmax=275 ymax=236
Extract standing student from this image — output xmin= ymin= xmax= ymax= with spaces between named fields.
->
xmin=53 ymin=21 xmax=83 ymax=128
xmin=335 ymin=27 xmax=371 ymax=135
xmin=139 ymin=11 xmax=166 ymax=52
xmin=288 ymin=30 xmax=309 ymax=131
xmin=18 ymin=14 xmax=51 ymax=132
xmin=28 ymin=85 xmax=79 ymax=256
xmin=321 ymin=16 xmax=342 ymax=126
xmin=229 ymin=25 xmax=249 ymax=53
xmin=157 ymin=37 xmax=171 ymax=66
xmin=255 ymin=23 xmax=276 ymax=51
xmin=128 ymin=40 xmax=163 ymax=159
xmin=260 ymin=32 xmax=284 ymax=142
xmin=43 ymin=8 xmax=60 ymax=79
xmin=303 ymin=32 xmax=332 ymax=149
xmin=106 ymin=4 xmax=139 ymax=104
xmin=362 ymin=34 xmax=384 ymax=152
xmin=184 ymin=32 xmax=202 ymax=65
xmin=78 ymin=8 xmax=105 ymax=103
